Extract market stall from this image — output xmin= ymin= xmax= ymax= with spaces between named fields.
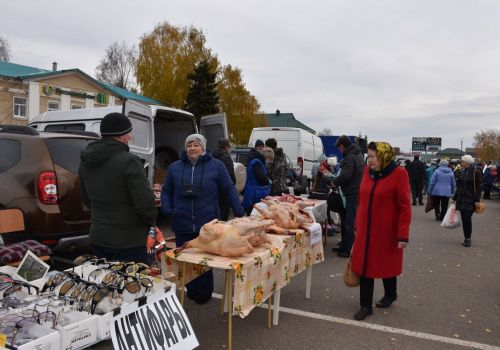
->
xmin=162 ymin=195 xmax=325 ymax=350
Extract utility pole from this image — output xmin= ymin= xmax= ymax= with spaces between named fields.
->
xmin=460 ymin=139 xmax=463 ymax=152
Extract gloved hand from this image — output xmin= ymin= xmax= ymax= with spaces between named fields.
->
xmin=146 ymin=226 xmax=166 ymax=254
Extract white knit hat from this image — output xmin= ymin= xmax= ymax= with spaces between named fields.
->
xmin=461 ymin=155 xmax=474 ymax=165
xmin=185 ymin=134 xmax=207 ymax=152
xmin=327 ymin=156 xmax=337 ymax=167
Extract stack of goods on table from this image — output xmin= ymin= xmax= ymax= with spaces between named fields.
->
xmin=176 ymin=195 xmax=316 ymax=258
xmin=0 ymin=255 xmax=171 ymax=349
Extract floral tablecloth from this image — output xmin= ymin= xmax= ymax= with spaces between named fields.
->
xmin=163 ymin=224 xmax=324 ymax=318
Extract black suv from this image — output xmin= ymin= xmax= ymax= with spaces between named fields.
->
xmin=0 ymin=125 xmax=98 ymax=250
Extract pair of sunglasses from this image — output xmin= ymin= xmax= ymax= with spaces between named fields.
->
xmin=1 ymin=280 xmax=40 ymax=298
xmin=73 ymin=255 xmax=98 ymax=266
xmin=41 ymin=272 xmax=67 ymax=293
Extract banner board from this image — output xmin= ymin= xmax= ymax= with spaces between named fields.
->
xmin=111 ymin=289 xmax=198 ymax=350
xmin=412 ymin=137 xmax=442 ymax=152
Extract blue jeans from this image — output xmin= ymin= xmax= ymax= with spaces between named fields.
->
xmin=176 ymin=231 xmax=214 ymax=303
xmin=343 ymin=194 xmax=358 ymax=253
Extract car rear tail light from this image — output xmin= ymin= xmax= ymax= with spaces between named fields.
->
xmin=38 ymin=171 xmax=58 ymax=204
xmin=297 ymin=157 xmax=304 ymax=176
xmin=41 ymin=239 xmax=58 ymax=246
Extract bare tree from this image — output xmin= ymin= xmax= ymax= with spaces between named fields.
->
xmin=95 ymin=41 xmax=137 ymax=90
xmin=318 ymin=128 xmax=332 ymax=136
xmin=0 ymin=37 xmax=11 ymax=61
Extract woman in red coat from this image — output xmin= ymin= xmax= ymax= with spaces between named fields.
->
xmin=351 ymin=141 xmax=412 ymax=320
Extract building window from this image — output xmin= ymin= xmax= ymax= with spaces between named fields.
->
xmin=48 ymin=101 xmax=59 ymax=111
xmin=71 ymin=104 xmax=83 ymax=110
xmin=13 ymin=97 xmax=27 ymax=118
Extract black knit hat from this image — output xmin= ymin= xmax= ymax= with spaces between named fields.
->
xmin=100 ymin=113 xmax=132 ymax=137
xmin=218 ymin=138 xmax=230 ymax=147
xmin=335 ymin=135 xmax=352 ymax=147
xmin=255 ymin=139 xmax=264 ymax=148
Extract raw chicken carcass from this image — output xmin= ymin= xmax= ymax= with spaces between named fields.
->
xmin=255 ymin=204 xmax=301 ymax=229
xmin=180 ymin=219 xmax=254 ymax=257
xmin=226 ymin=217 xmax=274 ymax=246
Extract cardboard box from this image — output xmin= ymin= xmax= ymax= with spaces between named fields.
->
xmin=96 ymin=311 xmax=113 ymax=341
xmin=0 ymin=324 xmax=60 ymax=350
xmin=57 ymin=311 xmax=98 ymax=350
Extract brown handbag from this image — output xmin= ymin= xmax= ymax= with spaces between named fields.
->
xmin=343 ymin=255 xmax=359 ymax=287
xmin=473 ymin=170 xmax=486 ymax=214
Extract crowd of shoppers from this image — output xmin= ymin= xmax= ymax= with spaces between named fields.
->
xmin=79 ymin=113 xmax=494 ymax=322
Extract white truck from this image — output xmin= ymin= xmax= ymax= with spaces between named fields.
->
xmin=248 ymin=127 xmax=323 ymax=179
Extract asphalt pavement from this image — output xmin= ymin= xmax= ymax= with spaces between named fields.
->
xmin=93 ymin=197 xmax=500 ymax=350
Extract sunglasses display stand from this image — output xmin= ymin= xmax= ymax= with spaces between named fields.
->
xmin=0 ymin=259 xmax=177 ymax=350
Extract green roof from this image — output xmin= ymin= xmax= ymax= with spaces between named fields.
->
xmin=0 ymin=60 xmax=50 ymax=77
xmin=263 ymin=112 xmax=316 ymax=134
xmin=0 ymin=61 xmax=160 ymax=105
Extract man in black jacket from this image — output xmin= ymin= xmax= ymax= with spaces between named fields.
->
xmin=213 ymin=138 xmax=236 ymax=220
xmin=265 ymin=138 xmax=289 ymax=196
xmin=79 ymin=113 xmax=157 ymax=263
xmin=409 ymin=155 xmax=426 ymax=205
xmin=331 ymin=135 xmax=365 ymax=257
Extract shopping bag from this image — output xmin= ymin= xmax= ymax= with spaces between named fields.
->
xmin=343 ymin=256 xmax=359 ymax=287
xmin=441 ymin=203 xmax=461 ymax=229
xmin=425 ymin=196 xmax=434 ymax=213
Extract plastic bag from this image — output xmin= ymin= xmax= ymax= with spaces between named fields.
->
xmin=441 ymin=203 xmax=461 ymax=229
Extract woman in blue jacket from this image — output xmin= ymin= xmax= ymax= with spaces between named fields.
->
xmin=161 ymin=134 xmax=244 ymax=304
xmin=428 ymin=160 xmax=456 ymax=221
xmin=242 ymin=147 xmax=274 ymax=215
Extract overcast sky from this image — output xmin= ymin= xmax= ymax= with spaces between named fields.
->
xmin=2 ymin=0 xmax=500 ymax=151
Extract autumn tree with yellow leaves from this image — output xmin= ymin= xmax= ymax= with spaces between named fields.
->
xmin=136 ymin=22 xmax=217 ymax=109
xmin=474 ymin=129 xmax=500 ymax=162
xmin=135 ymin=22 xmax=266 ymax=144
xmin=217 ymin=64 xmax=266 ymax=145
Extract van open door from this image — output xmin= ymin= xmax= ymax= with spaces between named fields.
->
xmin=199 ymin=112 xmax=228 ymax=152
xmin=123 ymin=100 xmax=155 ymax=184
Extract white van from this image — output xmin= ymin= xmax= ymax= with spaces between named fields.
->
xmin=248 ymin=127 xmax=323 ymax=179
xmin=29 ymin=100 xmax=228 ymax=196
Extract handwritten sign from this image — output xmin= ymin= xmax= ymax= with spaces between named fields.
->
xmin=111 ymin=289 xmax=198 ymax=350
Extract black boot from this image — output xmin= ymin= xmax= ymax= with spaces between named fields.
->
xmin=376 ymin=295 xmax=397 ymax=308
xmin=354 ymin=307 xmax=373 ymax=321
xmin=462 ymin=239 xmax=471 ymax=247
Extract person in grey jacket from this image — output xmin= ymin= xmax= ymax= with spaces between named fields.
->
xmin=331 ymin=135 xmax=365 ymax=257
xmin=79 ymin=113 xmax=157 ymax=263
xmin=428 ymin=160 xmax=456 ymax=221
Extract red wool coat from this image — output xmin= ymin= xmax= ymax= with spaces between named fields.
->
xmin=351 ymin=166 xmax=412 ymax=278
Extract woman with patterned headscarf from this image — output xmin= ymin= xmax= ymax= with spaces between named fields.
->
xmin=350 ymin=141 xmax=412 ymax=321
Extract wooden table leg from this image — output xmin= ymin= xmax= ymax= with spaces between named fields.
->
xmin=180 ymin=262 xmax=187 ymax=306
xmin=228 ymin=270 xmax=233 ymax=350
xmin=267 ymin=294 xmax=273 ymax=329
xmin=221 ymin=270 xmax=228 ymax=316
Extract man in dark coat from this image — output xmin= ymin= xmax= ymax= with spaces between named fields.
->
xmin=408 ymin=155 xmax=426 ymax=205
xmin=213 ymin=138 xmax=236 ymax=220
xmin=265 ymin=138 xmax=289 ymax=196
xmin=79 ymin=113 xmax=157 ymax=263
xmin=331 ymin=135 xmax=365 ymax=257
